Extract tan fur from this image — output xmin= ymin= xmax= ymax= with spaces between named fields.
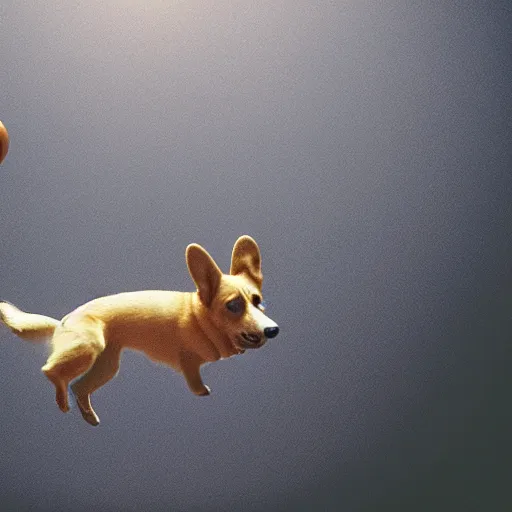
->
xmin=0 ymin=236 xmax=279 ymax=426
xmin=0 ymin=120 xmax=9 ymax=164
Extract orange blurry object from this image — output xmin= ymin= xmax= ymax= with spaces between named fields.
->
xmin=0 ymin=120 xmax=9 ymax=164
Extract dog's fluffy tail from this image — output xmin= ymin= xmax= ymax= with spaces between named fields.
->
xmin=0 ymin=301 xmax=59 ymax=341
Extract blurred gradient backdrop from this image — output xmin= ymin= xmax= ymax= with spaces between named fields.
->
xmin=0 ymin=1 xmax=510 ymax=511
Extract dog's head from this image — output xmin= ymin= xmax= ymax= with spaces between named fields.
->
xmin=186 ymin=235 xmax=279 ymax=351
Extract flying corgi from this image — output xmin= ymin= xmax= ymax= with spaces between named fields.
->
xmin=0 ymin=236 xmax=279 ymax=426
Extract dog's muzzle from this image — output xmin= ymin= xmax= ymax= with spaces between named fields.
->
xmin=239 ymin=324 xmax=279 ymax=349
xmin=241 ymin=332 xmax=261 ymax=345
xmin=237 ymin=306 xmax=279 ymax=349
xmin=264 ymin=326 xmax=279 ymax=339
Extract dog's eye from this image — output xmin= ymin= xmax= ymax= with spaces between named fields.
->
xmin=226 ymin=297 xmax=244 ymax=314
xmin=252 ymin=295 xmax=266 ymax=311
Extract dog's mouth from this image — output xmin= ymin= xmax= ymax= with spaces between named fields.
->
xmin=237 ymin=332 xmax=265 ymax=350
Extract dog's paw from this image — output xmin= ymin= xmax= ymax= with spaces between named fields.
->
xmin=81 ymin=411 xmax=100 ymax=427
xmin=72 ymin=390 xmax=100 ymax=426
xmin=197 ymin=385 xmax=211 ymax=396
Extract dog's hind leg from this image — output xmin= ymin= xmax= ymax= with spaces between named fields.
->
xmin=71 ymin=343 xmax=122 ymax=426
xmin=41 ymin=319 xmax=106 ymax=413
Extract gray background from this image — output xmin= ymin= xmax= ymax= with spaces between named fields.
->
xmin=0 ymin=1 xmax=510 ymax=511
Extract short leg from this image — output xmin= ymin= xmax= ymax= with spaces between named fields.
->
xmin=71 ymin=343 xmax=122 ymax=426
xmin=180 ymin=351 xmax=210 ymax=396
xmin=42 ymin=325 xmax=104 ymax=413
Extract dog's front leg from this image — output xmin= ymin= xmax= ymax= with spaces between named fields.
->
xmin=179 ymin=351 xmax=210 ymax=396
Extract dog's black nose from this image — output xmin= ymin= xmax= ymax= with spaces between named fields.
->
xmin=264 ymin=326 xmax=279 ymax=339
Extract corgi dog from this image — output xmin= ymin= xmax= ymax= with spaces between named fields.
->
xmin=0 ymin=236 xmax=279 ymax=426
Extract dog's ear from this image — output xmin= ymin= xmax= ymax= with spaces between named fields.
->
xmin=230 ymin=235 xmax=263 ymax=290
xmin=186 ymin=244 xmax=223 ymax=307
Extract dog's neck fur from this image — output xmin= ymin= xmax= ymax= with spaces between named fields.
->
xmin=188 ymin=293 xmax=242 ymax=362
